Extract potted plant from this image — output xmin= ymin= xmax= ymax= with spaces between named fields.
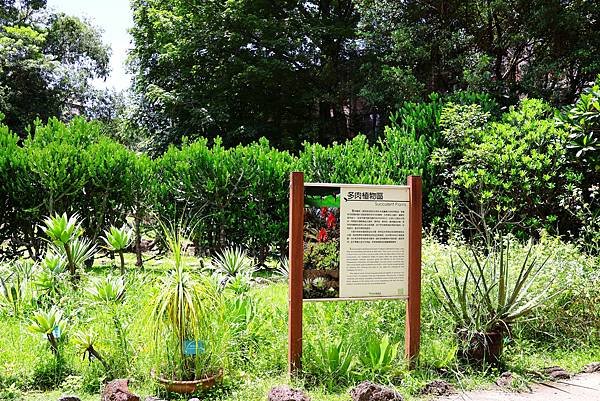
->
xmin=149 ymin=224 xmax=228 ymax=394
xmin=433 ymin=236 xmax=560 ymax=364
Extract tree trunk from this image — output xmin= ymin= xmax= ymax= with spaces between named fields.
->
xmin=134 ymin=214 xmax=143 ymax=267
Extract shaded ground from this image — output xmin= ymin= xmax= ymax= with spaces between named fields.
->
xmin=435 ymin=372 xmax=600 ymax=401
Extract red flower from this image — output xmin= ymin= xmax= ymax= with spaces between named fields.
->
xmin=320 ymin=207 xmax=328 ymax=218
xmin=317 ymin=228 xmax=328 ymax=242
xmin=326 ymin=212 xmax=336 ymax=229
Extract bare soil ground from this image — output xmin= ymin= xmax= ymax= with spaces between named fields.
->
xmin=435 ymin=372 xmax=600 ymax=401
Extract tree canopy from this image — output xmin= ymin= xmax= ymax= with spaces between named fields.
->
xmin=0 ymin=0 xmax=110 ymax=135
xmin=129 ymin=0 xmax=600 ymax=151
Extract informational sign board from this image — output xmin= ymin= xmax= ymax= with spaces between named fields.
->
xmin=303 ymin=184 xmax=409 ymax=300
xmin=288 ymin=173 xmax=422 ymax=373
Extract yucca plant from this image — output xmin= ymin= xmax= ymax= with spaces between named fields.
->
xmin=102 ymin=225 xmax=133 ymax=275
xmin=433 ymin=236 xmax=561 ymax=363
xmin=42 ymin=213 xmax=96 ymax=283
xmin=86 ymin=276 xmax=128 ymax=365
xmin=34 ymin=252 xmax=68 ymax=302
xmin=28 ymin=306 xmax=66 ymax=356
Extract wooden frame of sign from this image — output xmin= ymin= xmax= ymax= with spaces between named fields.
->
xmin=288 ymin=172 xmax=422 ymax=374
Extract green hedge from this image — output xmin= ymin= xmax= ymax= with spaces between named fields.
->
xmin=0 ymin=118 xmax=139 ymax=258
xmin=1 ymin=91 xmax=596 ymax=259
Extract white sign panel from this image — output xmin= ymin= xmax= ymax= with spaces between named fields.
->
xmin=338 ymin=186 xmax=409 ymax=298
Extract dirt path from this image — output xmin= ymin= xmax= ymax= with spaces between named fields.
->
xmin=436 ymin=372 xmax=600 ymax=401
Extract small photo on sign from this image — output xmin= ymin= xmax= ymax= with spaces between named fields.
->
xmin=303 ymin=185 xmax=341 ymax=299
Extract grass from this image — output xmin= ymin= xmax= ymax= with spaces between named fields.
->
xmin=1 ymin=238 xmax=599 ymax=401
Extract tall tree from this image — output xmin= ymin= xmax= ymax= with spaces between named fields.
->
xmin=0 ymin=0 xmax=111 ymax=135
xmin=357 ymin=0 xmax=600 ymax=109
xmin=130 ymin=0 xmax=367 ymax=150
xmin=130 ymin=0 xmax=599 ymax=150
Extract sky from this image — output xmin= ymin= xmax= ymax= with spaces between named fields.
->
xmin=46 ymin=0 xmax=134 ymax=91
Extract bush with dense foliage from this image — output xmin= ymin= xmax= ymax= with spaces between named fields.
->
xmin=0 ymin=117 xmax=138 ymax=258
xmin=2 ymin=87 xmax=599 ymax=259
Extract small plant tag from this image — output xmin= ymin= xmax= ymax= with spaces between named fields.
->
xmin=52 ymin=326 xmax=61 ymax=339
xmin=183 ymin=339 xmax=205 ymax=355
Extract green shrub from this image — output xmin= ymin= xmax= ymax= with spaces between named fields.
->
xmin=155 ymin=137 xmax=293 ymax=259
xmin=435 ymin=99 xmax=578 ymax=239
xmin=0 ymin=117 xmax=140 ymax=259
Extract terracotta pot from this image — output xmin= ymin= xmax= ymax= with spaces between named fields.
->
xmin=457 ymin=331 xmax=504 ymax=365
xmin=151 ymin=368 xmax=223 ymax=394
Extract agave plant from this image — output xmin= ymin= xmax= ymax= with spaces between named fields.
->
xmin=42 ymin=213 xmax=96 ymax=282
xmin=101 ymin=225 xmax=133 ymax=275
xmin=274 ymin=256 xmax=289 ymax=280
xmin=433 ymin=237 xmax=561 ymax=363
xmin=209 ymin=247 xmax=256 ymax=284
xmin=28 ymin=306 xmax=66 ymax=355
xmin=0 ymin=260 xmax=36 ymax=316
xmin=434 ymin=238 xmax=559 ymax=333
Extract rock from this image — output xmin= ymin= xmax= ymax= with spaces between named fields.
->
xmin=267 ymin=385 xmax=311 ymax=401
xmin=101 ymin=379 xmax=141 ymax=401
xmin=544 ymin=366 xmax=571 ymax=380
xmin=420 ymin=380 xmax=455 ymax=396
xmin=583 ymin=362 xmax=600 ymax=373
xmin=349 ymin=381 xmax=403 ymax=401
xmin=58 ymin=397 xmax=81 ymax=401
xmin=495 ymin=371 xmax=514 ymax=388
xmin=189 ymin=398 xmax=201 ymax=401
xmin=144 ymin=398 xmax=166 ymax=401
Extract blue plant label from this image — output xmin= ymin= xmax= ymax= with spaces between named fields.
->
xmin=183 ymin=339 xmax=205 ymax=355
xmin=52 ymin=326 xmax=61 ymax=339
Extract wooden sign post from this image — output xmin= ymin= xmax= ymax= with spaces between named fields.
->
xmin=288 ymin=171 xmax=304 ymax=374
xmin=288 ymin=172 xmax=422 ymax=374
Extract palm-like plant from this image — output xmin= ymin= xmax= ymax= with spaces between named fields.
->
xmin=102 ymin=225 xmax=133 ymax=275
xmin=42 ymin=213 xmax=96 ymax=282
xmin=73 ymin=330 xmax=109 ymax=370
xmin=150 ymin=224 xmax=225 ymax=380
xmin=86 ymin=276 xmax=128 ymax=363
xmin=28 ymin=306 xmax=66 ymax=355
xmin=42 ymin=213 xmax=82 ymax=246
